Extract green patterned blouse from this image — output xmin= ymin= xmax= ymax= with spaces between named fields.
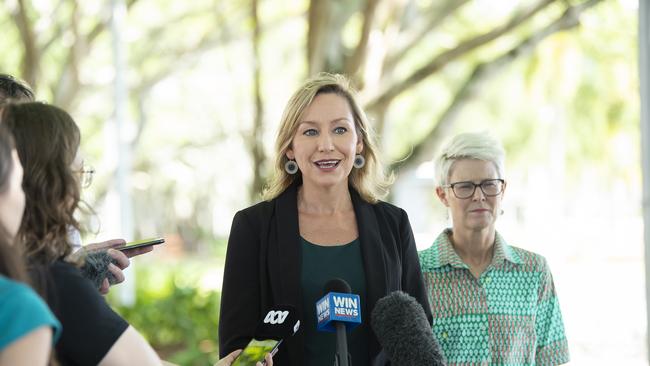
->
xmin=418 ymin=229 xmax=569 ymax=366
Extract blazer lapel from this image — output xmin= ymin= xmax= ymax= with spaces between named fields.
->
xmin=273 ymin=182 xmax=302 ymax=307
xmin=271 ymin=182 xmax=304 ymax=364
xmin=350 ymin=189 xmax=387 ymax=315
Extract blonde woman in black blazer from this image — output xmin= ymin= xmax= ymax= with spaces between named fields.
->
xmin=219 ymin=73 xmax=432 ymax=366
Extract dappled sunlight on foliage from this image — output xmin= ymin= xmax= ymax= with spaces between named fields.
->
xmin=1 ymin=0 xmax=644 ymax=363
xmin=107 ymin=260 xmax=222 ymax=366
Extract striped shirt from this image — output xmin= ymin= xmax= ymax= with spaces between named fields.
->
xmin=419 ymin=229 xmax=569 ymax=366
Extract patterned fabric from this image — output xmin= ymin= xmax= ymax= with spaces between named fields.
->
xmin=419 ymin=229 xmax=569 ymax=366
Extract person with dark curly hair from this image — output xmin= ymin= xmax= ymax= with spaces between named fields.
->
xmin=1 ymin=102 xmax=163 ymax=365
xmin=0 ymin=120 xmax=60 ymax=366
xmin=0 ymin=73 xmax=143 ymax=294
xmin=0 ymin=74 xmax=35 ymax=102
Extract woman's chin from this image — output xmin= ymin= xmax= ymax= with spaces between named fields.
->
xmin=305 ymin=174 xmax=348 ymax=189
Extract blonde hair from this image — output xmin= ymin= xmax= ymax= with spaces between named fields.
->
xmin=434 ymin=132 xmax=506 ymax=186
xmin=263 ymin=73 xmax=393 ymax=203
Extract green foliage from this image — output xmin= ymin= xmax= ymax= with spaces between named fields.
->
xmin=107 ymin=261 xmax=222 ymax=366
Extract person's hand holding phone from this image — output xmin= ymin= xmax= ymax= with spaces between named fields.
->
xmin=82 ymin=238 xmax=155 ymax=294
xmin=215 ymin=350 xmax=273 ymax=366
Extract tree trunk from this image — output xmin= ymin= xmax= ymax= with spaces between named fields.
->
xmin=250 ymin=0 xmax=266 ymax=201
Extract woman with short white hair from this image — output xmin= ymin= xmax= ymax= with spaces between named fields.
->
xmin=419 ymin=132 xmax=569 ymax=366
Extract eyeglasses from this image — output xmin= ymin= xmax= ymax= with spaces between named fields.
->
xmin=443 ymin=179 xmax=505 ymax=199
xmin=75 ymin=163 xmax=95 ymax=188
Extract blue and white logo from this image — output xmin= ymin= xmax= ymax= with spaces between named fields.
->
xmin=316 ymin=292 xmax=362 ymax=332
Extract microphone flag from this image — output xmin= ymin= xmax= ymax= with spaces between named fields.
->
xmin=316 ymin=292 xmax=361 ymax=332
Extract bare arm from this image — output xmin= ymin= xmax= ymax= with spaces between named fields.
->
xmin=98 ymin=326 xmax=162 ymax=366
xmin=0 ymin=326 xmax=52 ymax=366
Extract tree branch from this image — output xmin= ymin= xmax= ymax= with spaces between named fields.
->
xmin=389 ymin=0 xmax=604 ymax=173
xmin=39 ymin=1 xmax=66 ymax=55
xmin=132 ymin=29 xmax=238 ymax=96
xmin=367 ymin=0 xmax=558 ymax=112
xmin=12 ymin=0 xmax=40 ymax=86
xmin=307 ymin=0 xmax=331 ymax=76
xmin=51 ymin=0 xmax=142 ymax=108
xmin=250 ymin=0 xmax=265 ymax=201
xmin=53 ymin=1 xmax=81 ymax=109
xmin=383 ymin=0 xmax=471 ymax=72
xmin=344 ymin=0 xmax=380 ymax=77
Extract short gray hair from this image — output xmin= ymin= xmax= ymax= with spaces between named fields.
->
xmin=434 ymin=132 xmax=505 ymax=186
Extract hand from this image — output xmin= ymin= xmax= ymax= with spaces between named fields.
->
xmin=214 ymin=350 xmax=273 ymax=366
xmin=214 ymin=350 xmax=241 ymax=366
xmin=83 ymin=239 xmax=154 ymax=294
xmin=261 ymin=352 xmax=273 ymax=366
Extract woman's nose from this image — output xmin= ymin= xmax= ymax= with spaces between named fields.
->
xmin=318 ymin=134 xmax=334 ymax=152
xmin=472 ymin=186 xmax=486 ymax=201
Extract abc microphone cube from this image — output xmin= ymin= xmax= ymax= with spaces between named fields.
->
xmin=232 ymin=306 xmax=300 ymax=365
xmin=255 ymin=305 xmax=300 ymax=340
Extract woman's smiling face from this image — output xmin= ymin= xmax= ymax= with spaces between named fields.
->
xmin=286 ymin=92 xmax=363 ymax=190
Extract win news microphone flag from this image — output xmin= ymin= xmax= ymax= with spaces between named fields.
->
xmin=316 ymin=278 xmax=360 ymax=366
xmin=316 ymin=278 xmax=362 ymax=332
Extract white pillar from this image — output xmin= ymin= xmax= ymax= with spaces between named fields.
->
xmin=640 ymin=0 xmax=650 ymax=362
xmin=111 ymin=0 xmax=135 ymax=306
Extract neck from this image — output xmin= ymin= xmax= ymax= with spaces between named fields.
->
xmin=298 ymin=182 xmax=352 ymax=215
xmin=449 ymin=227 xmax=496 ymax=265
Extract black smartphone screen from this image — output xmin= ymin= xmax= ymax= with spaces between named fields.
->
xmin=118 ymin=238 xmax=165 ymax=252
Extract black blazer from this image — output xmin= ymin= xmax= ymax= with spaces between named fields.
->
xmin=218 ymin=182 xmax=432 ymax=365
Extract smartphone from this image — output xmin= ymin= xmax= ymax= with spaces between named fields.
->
xmin=118 ymin=237 xmax=165 ymax=252
xmin=231 ymin=339 xmax=282 ymax=366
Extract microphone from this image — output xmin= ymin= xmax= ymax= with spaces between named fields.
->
xmin=255 ymin=305 xmax=300 ymax=341
xmin=233 ymin=306 xmax=301 ymax=365
xmin=315 ymin=278 xmax=361 ymax=366
xmin=79 ymin=250 xmax=118 ymax=290
xmin=371 ymin=291 xmax=445 ymax=366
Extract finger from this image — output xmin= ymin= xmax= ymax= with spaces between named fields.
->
xmin=107 ymin=249 xmax=130 ymax=269
xmin=99 ymin=278 xmax=110 ymax=295
xmin=226 ymin=349 xmax=242 ymax=361
xmin=215 ymin=349 xmax=242 ymax=366
xmin=85 ymin=239 xmax=127 ymax=252
xmin=265 ymin=352 xmax=273 ymax=366
xmin=108 ymin=263 xmax=125 ymax=284
xmin=122 ymin=244 xmax=154 ymax=258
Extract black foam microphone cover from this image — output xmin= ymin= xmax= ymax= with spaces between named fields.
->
xmin=371 ymin=291 xmax=445 ymax=366
xmin=79 ymin=250 xmax=118 ymax=290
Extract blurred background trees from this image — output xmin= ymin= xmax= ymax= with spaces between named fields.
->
xmin=0 ymin=0 xmax=642 ymax=365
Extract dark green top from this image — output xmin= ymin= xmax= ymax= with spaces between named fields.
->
xmin=300 ymin=237 xmax=369 ymax=366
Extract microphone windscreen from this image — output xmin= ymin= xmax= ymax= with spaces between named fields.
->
xmin=79 ymin=250 xmax=115 ymax=289
xmin=255 ymin=305 xmax=300 ymax=341
xmin=323 ymin=278 xmax=351 ymax=294
xmin=371 ymin=291 xmax=445 ymax=366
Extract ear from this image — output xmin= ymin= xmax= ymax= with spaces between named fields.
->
xmin=286 ymin=148 xmax=295 ymax=160
xmin=436 ymin=186 xmax=450 ymax=207
xmin=356 ymin=136 xmax=364 ymax=154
